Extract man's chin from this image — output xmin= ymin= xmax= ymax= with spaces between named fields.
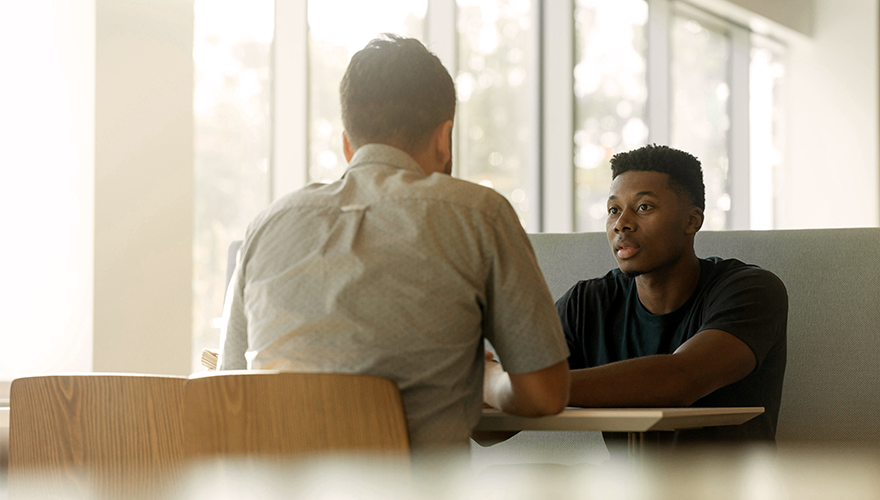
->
xmin=619 ymin=265 xmax=643 ymax=279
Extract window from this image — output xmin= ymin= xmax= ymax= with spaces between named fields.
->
xmin=192 ymin=0 xmax=788 ymax=370
xmin=749 ymin=34 xmax=785 ymax=230
xmin=192 ymin=0 xmax=273 ymax=370
xmin=456 ymin=0 xmax=538 ymax=228
xmin=573 ymin=0 xmax=648 ymax=232
xmin=670 ymin=9 xmax=733 ymax=230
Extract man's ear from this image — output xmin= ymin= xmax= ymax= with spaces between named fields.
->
xmin=343 ymin=132 xmax=354 ymax=162
xmin=434 ymin=120 xmax=453 ymax=172
xmin=686 ymin=207 xmax=704 ymax=235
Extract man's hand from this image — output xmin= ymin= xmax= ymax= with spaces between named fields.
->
xmin=483 ymin=351 xmax=501 ymax=408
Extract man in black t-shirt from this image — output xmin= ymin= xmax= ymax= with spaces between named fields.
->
xmin=557 ymin=144 xmax=787 ymax=446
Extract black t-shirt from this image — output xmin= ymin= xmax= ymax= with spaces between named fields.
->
xmin=557 ymin=257 xmax=788 ymax=444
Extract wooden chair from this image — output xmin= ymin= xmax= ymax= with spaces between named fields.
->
xmin=184 ymin=371 xmax=409 ymax=460
xmin=8 ymin=373 xmax=187 ymax=499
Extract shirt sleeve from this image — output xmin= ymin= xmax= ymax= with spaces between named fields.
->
xmin=556 ymin=283 xmax=588 ymax=370
xmin=700 ymin=266 xmax=788 ymax=368
xmin=481 ymin=198 xmax=570 ymax=374
xmin=218 ymin=252 xmax=249 ymax=370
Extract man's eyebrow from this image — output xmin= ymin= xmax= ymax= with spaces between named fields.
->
xmin=608 ymin=191 xmax=658 ymax=201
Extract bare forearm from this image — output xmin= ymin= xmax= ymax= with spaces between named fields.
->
xmin=484 ymin=360 xmax=570 ymax=416
xmin=569 ymin=329 xmax=758 ymax=408
xmin=569 ymin=355 xmax=697 ymax=408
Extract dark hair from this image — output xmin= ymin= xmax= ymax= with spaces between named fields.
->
xmin=340 ymin=34 xmax=456 ymax=154
xmin=610 ymin=144 xmax=706 ymax=211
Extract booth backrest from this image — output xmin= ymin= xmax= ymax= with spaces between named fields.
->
xmin=528 ymin=228 xmax=880 ymax=447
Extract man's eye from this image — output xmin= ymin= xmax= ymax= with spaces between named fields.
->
xmin=638 ymin=204 xmax=650 ymax=211
xmin=608 ymin=207 xmax=618 ymax=215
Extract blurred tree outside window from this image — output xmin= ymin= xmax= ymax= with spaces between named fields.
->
xmin=573 ymin=0 xmax=648 ymax=232
xmin=670 ymin=13 xmax=731 ymax=231
xmin=192 ymin=0 xmax=273 ymax=371
xmin=456 ymin=0 xmax=535 ymax=228
xmin=750 ymin=34 xmax=786 ymax=230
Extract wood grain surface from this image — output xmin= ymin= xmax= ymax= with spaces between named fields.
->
xmin=184 ymin=370 xmax=409 ymax=459
xmin=8 ymin=374 xmax=186 ymax=499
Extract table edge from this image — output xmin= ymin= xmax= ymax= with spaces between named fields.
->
xmin=475 ymin=407 xmax=765 ymax=433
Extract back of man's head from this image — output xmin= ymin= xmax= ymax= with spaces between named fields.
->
xmin=610 ymin=144 xmax=706 ymax=211
xmin=340 ymin=34 xmax=456 ymax=155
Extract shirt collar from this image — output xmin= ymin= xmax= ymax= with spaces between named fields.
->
xmin=346 ymin=144 xmax=426 ymax=177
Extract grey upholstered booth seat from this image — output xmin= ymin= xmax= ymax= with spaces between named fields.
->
xmin=473 ymin=228 xmax=880 ymax=466
xmin=531 ymin=228 xmax=880 ymax=446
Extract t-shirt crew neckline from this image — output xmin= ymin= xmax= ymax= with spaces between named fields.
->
xmin=631 ymin=259 xmax=713 ymax=327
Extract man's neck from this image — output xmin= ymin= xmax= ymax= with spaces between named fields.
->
xmin=635 ymin=254 xmax=702 ymax=315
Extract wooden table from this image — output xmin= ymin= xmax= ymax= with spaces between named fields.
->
xmin=476 ymin=406 xmax=764 ymax=458
xmin=0 ymin=405 xmax=763 ymax=459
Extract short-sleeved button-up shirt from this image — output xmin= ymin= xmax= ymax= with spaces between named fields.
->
xmin=219 ymin=144 xmax=569 ymax=448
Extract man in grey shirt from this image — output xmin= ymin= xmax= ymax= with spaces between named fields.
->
xmin=219 ymin=34 xmax=570 ymax=450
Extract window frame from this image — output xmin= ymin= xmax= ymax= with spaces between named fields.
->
xmin=272 ymin=0 xmax=780 ymax=232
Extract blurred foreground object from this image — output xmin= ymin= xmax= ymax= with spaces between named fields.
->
xmin=177 ymin=446 xmax=880 ymax=500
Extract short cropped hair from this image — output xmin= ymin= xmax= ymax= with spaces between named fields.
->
xmin=340 ymin=34 xmax=456 ymax=154
xmin=610 ymin=144 xmax=706 ymax=211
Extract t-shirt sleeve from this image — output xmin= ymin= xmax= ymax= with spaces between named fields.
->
xmin=701 ymin=266 xmax=788 ymax=367
xmin=481 ymin=198 xmax=570 ymax=374
xmin=556 ymin=284 xmax=588 ymax=370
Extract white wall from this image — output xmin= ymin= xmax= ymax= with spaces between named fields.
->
xmin=0 ymin=0 xmax=194 ymax=380
xmin=93 ymin=0 xmax=194 ymax=375
xmin=0 ymin=0 xmax=95 ymax=379
xmin=782 ymin=0 xmax=879 ymax=228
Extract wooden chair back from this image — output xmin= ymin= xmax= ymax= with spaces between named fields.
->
xmin=8 ymin=374 xmax=186 ymax=498
xmin=184 ymin=371 xmax=409 ymax=459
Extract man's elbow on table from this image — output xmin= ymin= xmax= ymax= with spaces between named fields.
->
xmin=513 ymin=360 xmax=571 ymax=415
xmin=486 ymin=360 xmax=570 ymax=417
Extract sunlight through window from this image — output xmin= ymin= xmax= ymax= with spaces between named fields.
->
xmin=192 ymin=0 xmax=273 ymax=372
xmin=573 ymin=0 xmax=648 ymax=232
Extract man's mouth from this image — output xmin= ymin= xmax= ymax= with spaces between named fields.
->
xmin=615 ymin=242 xmax=639 ymax=259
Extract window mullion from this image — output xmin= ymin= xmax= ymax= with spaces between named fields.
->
xmin=272 ymin=0 xmax=308 ymax=201
xmin=426 ymin=0 xmax=456 ymax=72
xmin=647 ymin=0 xmax=670 ymax=145
xmin=728 ymin=23 xmax=751 ymax=230
xmin=541 ymin=0 xmax=574 ymax=233
xmin=527 ymin=1 xmax=542 ymax=231
xmin=427 ymin=0 xmax=457 ymax=183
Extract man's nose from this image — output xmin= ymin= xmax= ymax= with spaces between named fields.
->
xmin=613 ymin=209 xmax=636 ymax=233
